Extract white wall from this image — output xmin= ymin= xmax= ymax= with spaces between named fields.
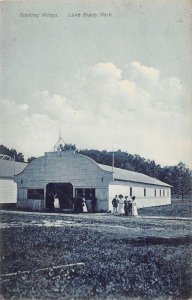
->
xmin=0 ymin=179 xmax=17 ymax=203
xmin=15 ymin=152 xmax=112 ymax=189
xmin=95 ymin=188 xmax=109 ymax=211
xmin=15 ymin=152 xmax=113 ymax=211
xmin=108 ymin=181 xmax=171 ymax=211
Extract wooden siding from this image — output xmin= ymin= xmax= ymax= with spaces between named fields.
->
xmin=15 ymin=152 xmax=112 ymax=187
xmin=108 ymin=181 xmax=171 ymax=211
xmin=14 ymin=151 xmax=171 ymax=212
xmin=17 ymin=199 xmax=45 ymax=211
xmin=15 ymin=151 xmax=112 ymax=211
xmin=95 ymin=188 xmax=109 ymax=211
xmin=0 ymin=179 xmax=17 ymax=203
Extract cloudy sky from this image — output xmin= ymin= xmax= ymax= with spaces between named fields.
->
xmin=0 ymin=0 xmax=191 ymax=167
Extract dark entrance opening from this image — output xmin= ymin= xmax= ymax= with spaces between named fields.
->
xmin=46 ymin=182 xmax=73 ymax=211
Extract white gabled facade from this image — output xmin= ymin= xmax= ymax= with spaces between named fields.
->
xmin=14 ymin=150 xmax=171 ymax=211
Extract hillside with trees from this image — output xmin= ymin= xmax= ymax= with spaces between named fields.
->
xmin=79 ymin=148 xmax=192 ymax=199
xmin=0 ymin=145 xmax=25 ymax=162
xmin=0 ymin=144 xmax=191 ymax=199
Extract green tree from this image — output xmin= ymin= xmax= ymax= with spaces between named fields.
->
xmin=160 ymin=162 xmax=192 ymax=200
xmin=60 ymin=143 xmax=76 ymax=151
xmin=174 ymin=162 xmax=192 ymax=201
xmin=0 ymin=145 xmax=25 ymax=162
xmin=79 ymin=148 xmax=192 ymax=199
xmin=27 ymin=157 xmax=37 ymax=163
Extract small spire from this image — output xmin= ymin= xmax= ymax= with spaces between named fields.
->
xmin=54 ymin=130 xmax=66 ymax=152
xmin=112 ymin=148 xmax=115 ymax=180
xmin=59 ymin=128 xmax=61 ymax=139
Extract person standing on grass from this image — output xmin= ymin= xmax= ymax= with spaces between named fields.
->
xmin=127 ymin=198 xmax=133 ymax=216
xmin=118 ymin=194 xmax=124 ymax=215
xmin=112 ymin=195 xmax=119 ymax=215
xmin=132 ymin=196 xmax=138 ymax=217
xmin=124 ymin=196 xmax=129 ymax=216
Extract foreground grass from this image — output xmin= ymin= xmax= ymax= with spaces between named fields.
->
xmin=0 ymin=208 xmax=192 ymax=300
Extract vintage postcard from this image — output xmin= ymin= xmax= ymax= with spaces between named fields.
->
xmin=0 ymin=0 xmax=191 ymax=299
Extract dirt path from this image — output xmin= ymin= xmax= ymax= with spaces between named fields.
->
xmin=1 ymin=209 xmax=192 ymax=220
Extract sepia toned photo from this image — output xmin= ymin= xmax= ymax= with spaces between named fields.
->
xmin=0 ymin=0 xmax=192 ymax=299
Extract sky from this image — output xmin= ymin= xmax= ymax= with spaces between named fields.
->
xmin=0 ymin=0 xmax=192 ymax=167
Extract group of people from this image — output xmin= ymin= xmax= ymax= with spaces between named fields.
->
xmin=46 ymin=190 xmax=97 ymax=213
xmin=112 ymin=194 xmax=138 ymax=217
xmin=73 ymin=193 xmax=97 ymax=213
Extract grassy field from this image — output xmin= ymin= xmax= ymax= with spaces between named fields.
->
xmin=139 ymin=200 xmax=192 ymax=218
xmin=0 ymin=202 xmax=192 ymax=300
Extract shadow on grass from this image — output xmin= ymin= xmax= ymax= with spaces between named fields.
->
xmin=114 ymin=235 xmax=192 ymax=246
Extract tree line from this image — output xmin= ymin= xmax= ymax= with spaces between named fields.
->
xmin=0 ymin=145 xmax=25 ymax=162
xmin=78 ymin=148 xmax=192 ymax=199
xmin=0 ymin=144 xmax=191 ymax=199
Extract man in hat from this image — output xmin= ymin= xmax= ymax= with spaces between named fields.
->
xmin=127 ymin=198 xmax=133 ymax=216
xmin=124 ymin=196 xmax=129 ymax=216
xmin=90 ymin=193 xmax=97 ymax=213
xmin=112 ymin=195 xmax=119 ymax=215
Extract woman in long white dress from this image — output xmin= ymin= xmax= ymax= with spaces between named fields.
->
xmin=118 ymin=194 xmax=124 ymax=215
xmin=54 ymin=194 xmax=60 ymax=210
xmin=132 ymin=196 xmax=138 ymax=217
xmin=82 ymin=197 xmax=88 ymax=213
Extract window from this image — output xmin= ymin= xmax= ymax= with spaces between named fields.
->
xmin=130 ymin=187 xmax=132 ymax=197
xmin=154 ymin=189 xmax=156 ymax=197
xmin=163 ymin=190 xmax=165 ymax=196
xmin=75 ymin=188 xmax=95 ymax=199
xmin=160 ymin=190 xmax=161 ymax=197
xmin=144 ymin=188 xmax=146 ymax=197
xmin=27 ymin=189 xmax=44 ymax=200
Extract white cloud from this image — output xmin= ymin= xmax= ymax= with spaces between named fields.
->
xmin=78 ymin=62 xmax=152 ymax=114
xmin=131 ymin=61 xmax=160 ymax=84
xmin=18 ymin=104 xmax=29 ymax=112
xmin=127 ymin=61 xmax=185 ymax=113
xmin=89 ymin=63 xmax=122 ymax=80
xmin=0 ymin=61 xmax=191 ymax=167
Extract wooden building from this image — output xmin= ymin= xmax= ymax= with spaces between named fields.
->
xmin=14 ymin=150 xmax=171 ymax=211
xmin=0 ymin=159 xmax=27 ymax=205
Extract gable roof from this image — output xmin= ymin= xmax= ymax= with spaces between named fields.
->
xmin=97 ymin=163 xmax=171 ymax=187
xmin=11 ymin=150 xmax=171 ymax=187
xmin=0 ymin=160 xmax=27 ymax=179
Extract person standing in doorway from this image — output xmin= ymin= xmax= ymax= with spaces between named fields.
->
xmin=73 ymin=193 xmax=83 ymax=213
xmin=73 ymin=195 xmax=78 ymax=213
xmin=118 ymin=194 xmax=124 ymax=215
xmin=47 ymin=191 xmax=55 ymax=212
xmin=82 ymin=194 xmax=88 ymax=213
xmin=78 ymin=195 xmax=84 ymax=213
xmin=54 ymin=193 xmax=60 ymax=211
xmin=112 ymin=195 xmax=119 ymax=215
xmin=91 ymin=194 xmax=97 ymax=213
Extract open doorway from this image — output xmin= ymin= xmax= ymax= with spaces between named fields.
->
xmin=46 ymin=182 xmax=73 ymax=211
